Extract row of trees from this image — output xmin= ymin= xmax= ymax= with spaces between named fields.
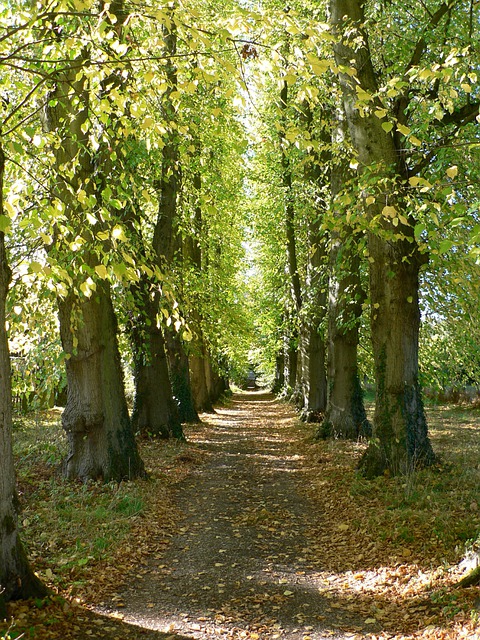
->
xmin=0 ymin=0 xmax=254 ymax=607
xmin=247 ymin=0 xmax=479 ymax=473
xmin=1 ymin=0 xmax=479 ymax=609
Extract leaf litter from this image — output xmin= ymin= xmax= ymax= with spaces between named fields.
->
xmin=3 ymin=393 xmax=479 ymax=639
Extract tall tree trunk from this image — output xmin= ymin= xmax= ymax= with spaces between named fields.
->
xmin=0 ymin=146 xmax=47 ymax=608
xmin=42 ymin=41 xmax=145 ymax=481
xmin=145 ymin=10 xmax=194 ymax=431
xmin=183 ymin=144 xmax=214 ymax=413
xmin=189 ymin=336 xmax=214 ymax=413
xmin=279 ymin=78 xmax=301 ymax=400
xmin=272 ymin=351 xmax=285 ymax=394
xmin=165 ymin=330 xmax=199 ymax=423
xmin=298 ymin=102 xmax=329 ymax=421
xmin=321 ymin=109 xmax=370 ymax=439
xmin=321 ymin=235 xmax=370 ymax=438
xmin=329 ymin=0 xmax=435 ymax=476
xmin=130 ymin=278 xmax=182 ymax=438
xmin=299 ymin=232 xmax=328 ymax=422
xmin=59 ymin=288 xmax=144 ymax=480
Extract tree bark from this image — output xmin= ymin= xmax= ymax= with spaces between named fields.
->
xmin=321 ymin=238 xmax=370 ymax=438
xmin=59 ymin=288 xmax=145 ymax=480
xmin=279 ymin=77 xmax=301 ymax=400
xmin=272 ymin=351 xmax=285 ymax=394
xmin=0 ymin=146 xmax=47 ymax=606
xmin=42 ymin=46 xmax=145 ymax=481
xmin=329 ymin=0 xmax=435 ymax=476
xmin=127 ymin=10 xmax=185 ymax=441
xmin=299 ymin=229 xmax=328 ymax=422
xmin=165 ymin=330 xmax=199 ymax=423
xmin=321 ymin=109 xmax=370 ymax=439
xmin=130 ymin=278 xmax=183 ymax=438
xmin=190 ymin=339 xmax=214 ymax=413
xmin=298 ymin=102 xmax=329 ymax=421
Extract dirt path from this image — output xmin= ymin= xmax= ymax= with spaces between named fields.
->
xmin=96 ymin=392 xmax=367 ymax=639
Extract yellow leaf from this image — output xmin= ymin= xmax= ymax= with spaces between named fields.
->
xmin=374 ymin=108 xmax=387 ymax=119
xmin=95 ymin=264 xmax=108 ymax=279
xmin=112 ymin=225 xmax=127 ymax=241
xmin=141 ymin=116 xmax=155 ymax=129
xmin=356 ymin=87 xmax=373 ymax=102
xmin=410 ymin=136 xmax=421 ymax=146
xmin=382 ymin=205 xmax=397 ymax=218
xmin=366 ymin=196 xmax=375 ymax=206
xmin=29 ymin=261 xmax=43 ymax=273
xmin=338 ymin=523 xmax=349 ymax=531
xmin=381 ymin=121 xmax=393 ymax=133
xmin=446 ymin=165 xmax=458 ymax=178
xmin=397 ymin=123 xmax=411 ymax=136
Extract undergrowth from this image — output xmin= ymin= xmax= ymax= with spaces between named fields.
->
xmin=11 ymin=409 xmax=187 ymax=598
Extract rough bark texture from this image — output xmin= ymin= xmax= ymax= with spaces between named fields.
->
xmin=298 ymin=104 xmax=329 ymax=421
xmin=149 ymin=14 xmax=196 ymax=427
xmin=0 ymin=147 xmax=47 ymax=606
xmin=59 ymin=288 xmax=145 ymax=481
xmin=322 ymin=111 xmax=370 ymax=439
xmin=190 ymin=344 xmax=214 ymax=413
xmin=41 ymin=38 xmax=145 ymax=481
xmin=285 ymin=335 xmax=298 ymax=395
xmin=165 ymin=331 xmax=199 ymax=423
xmin=272 ymin=352 xmax=285 ymax=394
xmin=298 ymin=230 xmax=328 ymax=422
xmin=279 ymin=77 xmax=301 ymax=401
xmin=130 ymin=279 xmax=182 ymax=439
xmin=329 ymin=0 xmax=435 ymax=476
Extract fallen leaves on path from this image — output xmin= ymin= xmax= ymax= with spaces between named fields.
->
xmin=4 ymin=393 xmax=480 ymax=640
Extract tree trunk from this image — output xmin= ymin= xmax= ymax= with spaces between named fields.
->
xmin=41 ymin=39 xmax=145 ymax=481
xmin=190 ymin=338 xmax=214 ymax=413
xmin=298 ymin=234 xmax=328 ymax=421
xmin=165 ymin=331 xmax=199 ymax=423
xmin=59 ymin=287 xmax=145 ymax=481
xmin=272 ymin=351 xmax=285 ymax=394
xmin=0 ymin=146 xmax=47 ymax=606
xmin=130 ymin=278 xmax=183 ymax=439
xmin=322 ymin=109 xmax=369 ymax=439
xmin=329 ymin=0 xmax=435 ymax=476
xmin=148 ymin=11 xmax=196 ymax=427
xmin=279 ymin=77 xmax=301 ymax=402
xmin=298 ymin=103 xmax=329 ymax=421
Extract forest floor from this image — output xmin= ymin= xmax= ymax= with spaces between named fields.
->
xmin=3 ymin=391 xmax=480 ymax=640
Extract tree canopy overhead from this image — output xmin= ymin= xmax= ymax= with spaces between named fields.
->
xmin=0 ymin=0 xmax=479 ymax=608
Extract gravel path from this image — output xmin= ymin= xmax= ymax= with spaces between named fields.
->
xmin=96 ymin=392 xmax=366 ymax=639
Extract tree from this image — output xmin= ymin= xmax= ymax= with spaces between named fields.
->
xmin=40 ymin=6 xmax=145 ymax=480
xmin=329 ymin=0 xmax=435 ymax=476
xmin=0 ymin=142 xmax=47 ymax=614
xmin=321 ymin=108 xmax=370 ymax=439
xmin=128 ymin=8 xmax=185 ymax=438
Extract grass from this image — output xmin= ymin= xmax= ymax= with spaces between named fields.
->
xmin=6 ymin=398 xmax=480 ymax=639
xmin=11 ymin=409 xmax=187 ymax=599
xmin=301 ymin=399 xmax=480 ymax=636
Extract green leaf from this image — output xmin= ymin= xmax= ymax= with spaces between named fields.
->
xmin=0 ymin=215 xmax=11 ymax=232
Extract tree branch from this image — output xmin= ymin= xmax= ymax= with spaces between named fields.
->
xmin=440 ymin=101 xmax=480 ymax=126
